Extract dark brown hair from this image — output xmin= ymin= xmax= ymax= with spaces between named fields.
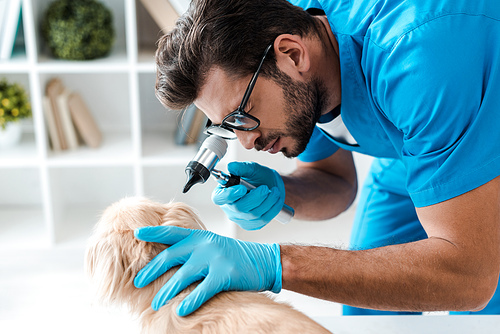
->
xmin=155 ymin=0 xmax=320 ymax=110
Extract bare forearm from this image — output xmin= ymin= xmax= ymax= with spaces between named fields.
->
xmin=283 ymin=171 xmax=355 ymax=220
xmin=283 ymin=149 xmax=357 ymax=220
xmin=281 ymin=238 xmax=495 ymax=312
xmin=280 ymin=160 xmax=500 ymax=312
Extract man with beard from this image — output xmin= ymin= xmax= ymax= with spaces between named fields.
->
xmin=133 ymin=0 xmax=500 ymax=317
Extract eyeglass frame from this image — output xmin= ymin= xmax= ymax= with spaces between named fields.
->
xmin=204 ymin=42 xmax=274 ymax=139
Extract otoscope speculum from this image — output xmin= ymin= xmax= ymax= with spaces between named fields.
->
xmin=183 ymin=135 xmax=228 ymax=193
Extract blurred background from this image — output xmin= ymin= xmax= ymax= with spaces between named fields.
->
xmin=0 ymin=0 xmax=373 ymax=332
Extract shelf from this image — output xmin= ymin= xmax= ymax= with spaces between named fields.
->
xmin=137 ymin=50 xmax=156 ymax=72
xmin=55 ymin=206 xmax=108 ymax=247
xmin=0 ymin=0 xmax=238 ymax=248
xmin=0 ymin=207 xmax=49 ymax=250
xmin=36 ymin=50 xmax=130 ymax=73
xmin=0 ymin=166 xmax=46 ymax=250
xmin=48 ymin=166 xmax=135 ymax=243
xmin=32 ymin=0 xmax=129 ymax=71
xmin=47 ymin=132 xmax=134 ymax=167
xmin=141 ymin=131 xmax=197 ymax=165
xmin=0 ymin=166 xmax=43 ymax=203
xmin=0 ymin=133 xmax=39 ymax=168
xmin=0 ymin=54 xmax=29 ymax=73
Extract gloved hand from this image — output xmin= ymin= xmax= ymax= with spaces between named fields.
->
xmin=212 ymin=161 xmax=286 ymax=230
xmin=133 ymin=226 xmax=282 ymax=316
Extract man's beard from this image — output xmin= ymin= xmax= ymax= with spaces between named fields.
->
xmin=255 ymin=70 xmax=327 ymax=158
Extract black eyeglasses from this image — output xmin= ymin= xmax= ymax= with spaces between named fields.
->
xmin=204 ymin=43 xmax=273 ymax=140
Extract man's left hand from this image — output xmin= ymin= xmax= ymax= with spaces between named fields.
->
xmin=133 ymin=226 xmax=282 ymax=316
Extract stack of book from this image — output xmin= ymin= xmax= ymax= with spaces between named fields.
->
xmin=138 ymin=0 xmax=208 ymax=145
xmin=43 ymin=78 xmax=102 ymax=151
xmin=0 ymin=0 xmax=22 ymax=60
xmin=139 ymin=0 xmax=181 ymax=33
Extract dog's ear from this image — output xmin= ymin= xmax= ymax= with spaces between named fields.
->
xmin=86 ymin=229 xmax=149 ymax=300
xmin=85 ymin=230 xmax=132 ymax=304
xmin=86 ymin=229 xmax=171 ymax=316
xmin=161 ymin=202 xmax=207 ymax=231
xmin=85 ymin=197 xmax=206 ymax=314
xmin=85 ymin=197 xmax=169 ymax=310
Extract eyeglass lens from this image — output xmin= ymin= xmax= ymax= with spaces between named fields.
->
xmin=224 ymin=113 xmax=259 ymax=129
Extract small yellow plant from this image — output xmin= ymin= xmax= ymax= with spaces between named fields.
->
xmin=0 ymin=79 xmax=32 ymax=130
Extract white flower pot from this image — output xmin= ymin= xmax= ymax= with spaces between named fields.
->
xmin=0 ymin=121 xmax=22 ymax=148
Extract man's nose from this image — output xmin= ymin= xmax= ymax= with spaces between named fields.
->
xmin=235 ymin=129 xmax=260 ymax=150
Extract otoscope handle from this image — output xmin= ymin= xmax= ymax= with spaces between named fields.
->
xmin=212 ymin=169 xmax=294 ymax=224
xmin=238 ymin=178 xmax=294 ymax=224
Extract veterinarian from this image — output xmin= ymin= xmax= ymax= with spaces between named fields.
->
xmin=134 ymin=0 xmax=500 ymax=317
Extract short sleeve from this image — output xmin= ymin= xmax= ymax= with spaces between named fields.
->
xmin=373 ymin=15 xmax=500 ymax=207
xmin=287 ymin=0 xmax=322 ymax=11
xmin=297 ymin=126 xmax=339 ymax=163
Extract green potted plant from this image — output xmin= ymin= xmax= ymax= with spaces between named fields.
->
xmin=41 ymin=0 xmax=115 ymax=60
xmin=0 ymin=79 xmax=32 ymax=148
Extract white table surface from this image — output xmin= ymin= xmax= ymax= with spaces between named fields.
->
xmin=315 ymin=315 xmax=500 ymax=334
xmin=1 ymin=313 xmax=499 ymax=333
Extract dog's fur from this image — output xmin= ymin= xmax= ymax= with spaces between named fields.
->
xmin=85 ymin=197 xmax=330 ymax=333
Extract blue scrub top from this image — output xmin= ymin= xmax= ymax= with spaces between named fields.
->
xmin=292 ymin=0 xmax=500 ymax=208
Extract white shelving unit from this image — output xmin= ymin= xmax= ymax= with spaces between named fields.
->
xmin=0 ymin=0 xmax=374 ymax=252
xmin=0 ymin=0 xmax=232 ymax=248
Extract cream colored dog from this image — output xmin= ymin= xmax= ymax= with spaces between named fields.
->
xmin=85 ymin=197 xmax=331 ymax=333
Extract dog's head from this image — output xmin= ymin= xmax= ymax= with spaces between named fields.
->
xmin=84 ymin=197 xmax=205 ymax=315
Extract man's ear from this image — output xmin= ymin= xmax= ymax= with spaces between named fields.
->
xmin=274 ymin=34 xmax=311 ymax=76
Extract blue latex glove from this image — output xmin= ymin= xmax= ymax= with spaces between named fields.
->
xmin=212 ymin=161 xmax=286 ymax=230
xmin=133 ymin=226 xmax=282 ymax=316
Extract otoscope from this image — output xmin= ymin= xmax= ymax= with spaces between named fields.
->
xmin=183 ymin=135 xmax=295 ymax=224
